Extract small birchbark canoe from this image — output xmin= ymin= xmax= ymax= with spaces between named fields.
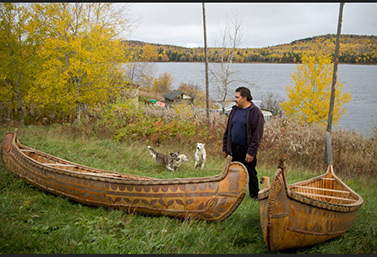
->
xmin=258 ymin=163 xmax=363 ymax=251
xmin=1 ymin=130 xmax=249 ymax=221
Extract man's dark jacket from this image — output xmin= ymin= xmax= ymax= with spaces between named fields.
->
xmin=222 ymin=102 xmax=265 ymax=157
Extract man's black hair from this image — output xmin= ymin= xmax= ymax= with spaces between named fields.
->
xmin=235 ymin=87 xmax=253 ymax=101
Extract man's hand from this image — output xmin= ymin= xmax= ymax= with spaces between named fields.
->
xmin=245 ymin=154 xmax=254 ymax=163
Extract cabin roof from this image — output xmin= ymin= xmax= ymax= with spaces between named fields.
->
xmin=163 ymin=90 xmax=193 ymax=101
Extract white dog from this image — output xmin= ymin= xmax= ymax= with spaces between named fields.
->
xmin=178 ymin=154 xmax=189 ymax=162
xmin=174 ymin=154 xmax=189 ymax=170
xmin=194 ymin=143 xmax=206 ymax=169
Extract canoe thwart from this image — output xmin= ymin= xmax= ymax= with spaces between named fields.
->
xmin=20 ymin=149 xmax=35 ymax=152
xmin=295 ymin=192 xmax=357 ymax=202
xmin=292 ymin=185 xmax=350 ymax=194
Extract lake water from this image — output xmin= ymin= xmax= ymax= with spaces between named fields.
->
xmin=144 ymin=62 xmax=377 ymax=137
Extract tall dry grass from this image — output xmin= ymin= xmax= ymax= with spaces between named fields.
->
xmin=7 ymin=100 xmax=375 ymax=178
xmin=138 ymin=105 xmax=377 ymax=178
xmin=140 ymin=106 xmax=377 ymax=178
xmin=259 ymin=116 xmax=377 ymax=177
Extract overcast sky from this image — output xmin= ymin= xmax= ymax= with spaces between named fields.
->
xmin=126 ymin=2 xmax=377 ymax=48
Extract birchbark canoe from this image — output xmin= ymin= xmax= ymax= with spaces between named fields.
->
xmin=1 ymin=130 xmax=249 ymax=221
xmin=258 ymin=164 xmax=363 ymax=251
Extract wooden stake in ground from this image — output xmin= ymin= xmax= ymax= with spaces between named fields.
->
xmin=202 ymin=2 xmax=210 ymax=126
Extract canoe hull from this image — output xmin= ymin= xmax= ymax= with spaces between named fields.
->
xmin=258 ymin=167 xmax=362 ymax=251
xmin=1 ymin=131 xmax=248 ymax=221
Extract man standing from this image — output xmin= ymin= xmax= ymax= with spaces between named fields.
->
xmin=222 ymin=87 xmax=264 ymax=199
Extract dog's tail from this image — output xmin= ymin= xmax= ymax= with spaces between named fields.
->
xmin=147 ymin=146 xmax=158 ymax=159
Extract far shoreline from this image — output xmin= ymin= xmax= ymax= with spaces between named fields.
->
xmin=133 ymin=61 xmax=377 ymax=66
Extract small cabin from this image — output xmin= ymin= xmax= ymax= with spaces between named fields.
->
xmin=163 ymin=90 xmax=194 ymax=108
xmin=261 ymin=109 xmax=273 ymax=122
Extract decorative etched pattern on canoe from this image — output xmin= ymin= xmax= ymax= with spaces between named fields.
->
xmin=103 ymin=164 xmax=247 ymax=220
xmin=287 ymin=201 xmax=358 ymax=236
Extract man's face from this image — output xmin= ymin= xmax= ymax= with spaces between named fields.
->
xmin=235 ymin=92 xmax=247 ymax=108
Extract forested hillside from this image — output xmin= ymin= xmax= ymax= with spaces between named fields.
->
xmin=126 ymin=34 xmax=377 ymax=64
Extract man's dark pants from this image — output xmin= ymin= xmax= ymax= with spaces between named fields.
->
xmin=231 ymin=144 xmax=259 ymax=198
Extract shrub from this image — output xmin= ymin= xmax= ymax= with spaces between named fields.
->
xmin=95 ymin=98 xmax=144 ymax=131
xmin=152 ymin=72 xmax=173 ymax=95
xmin=112 ymin=102 xmax=227 ymax=158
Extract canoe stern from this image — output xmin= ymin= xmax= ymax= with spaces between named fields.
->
xmin=259 ymin=168 xmax=291 ymax=251
xmin=1 ymin=132 xmax=15 ymax=168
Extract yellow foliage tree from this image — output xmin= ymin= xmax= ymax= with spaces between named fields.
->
xmin=142 ymin=43 xmax=159 ymax=62
xmin=280 ymin=52 xmax=352 ymax=126
xmin=26 ymin=3 xmax=132 ymax=122
xmin=152 ymin=72 xmax=173 ymax=95
xmin=0 ymin=3 xmax=38 ymax=124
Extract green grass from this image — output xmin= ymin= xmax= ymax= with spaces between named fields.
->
xmin=0 ymin=125 xmax=376 ymax=254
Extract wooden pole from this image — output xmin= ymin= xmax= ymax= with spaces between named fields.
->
xmin=202 ymin=2 xmax=210 ymax=126
xmin=325 ymin=2 xmax=344 ymax=165
xmin=327 ymin=2 xmax=344 ymax=133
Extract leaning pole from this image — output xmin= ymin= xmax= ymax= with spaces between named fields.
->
xmin=202 ymin=2 xmax=210 ymax=126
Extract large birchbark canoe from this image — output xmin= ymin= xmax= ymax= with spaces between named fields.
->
xmin=258 ymin=164 xmax=363 ymax=251
xmin=1 ymin=130 xmax=249 ymax=221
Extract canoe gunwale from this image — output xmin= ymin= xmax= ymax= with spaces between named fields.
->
xmin=10 ymin=131 xmax=234 ymax=185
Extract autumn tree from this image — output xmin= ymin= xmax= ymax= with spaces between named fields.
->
xmin=177 ymin=82 xmax=208 ymax=108
xmin=26 ymin=3 xmax=133 ymax=122
xmin=280 ymin=52 xmax=352 ymax=126
xmin=0 ymin=3 xmax=38 ymax=125
xmin=152 ymin=72 xmax=173 ymax=95
xmin=142 ymin=43 xmax=159 ymax=62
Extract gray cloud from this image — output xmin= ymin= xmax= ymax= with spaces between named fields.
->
xmin=127 ymin=3 xmax=377 ymax=48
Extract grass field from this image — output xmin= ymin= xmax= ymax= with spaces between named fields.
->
xmin=0 ymin=125 xmax=376 ymax=254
